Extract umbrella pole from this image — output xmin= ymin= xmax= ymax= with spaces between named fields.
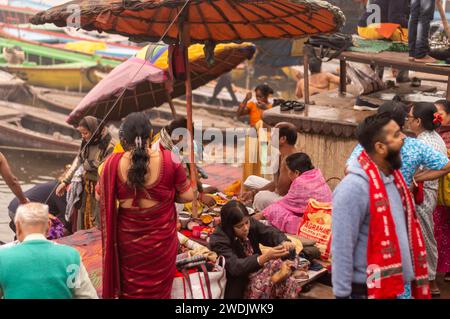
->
xmin=303 ymin=51 xmax=310 ymax=105
xmin=436 ymin=0 xmax=450 ymax=41
xmin=182 ymin=22 xmax=199 ymax=219
xmin=165 ymin=91 xmax=178 ymax=119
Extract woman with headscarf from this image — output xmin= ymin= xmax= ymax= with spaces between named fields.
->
xmin=56 ymin=116 xmax=115 ymax=231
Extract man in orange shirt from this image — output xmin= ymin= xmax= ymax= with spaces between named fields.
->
xmin=237 ymin=84 xmax=274 ymax=127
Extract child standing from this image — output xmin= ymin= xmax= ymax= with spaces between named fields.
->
xmin=409 ymin=0 xmax=437 ymax=63
xmin=237 ymin=84 xmax=274 ymax=128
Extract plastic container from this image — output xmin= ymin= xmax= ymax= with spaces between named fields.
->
xmin=192 ymin=226 xmax=203 ymax=238
xmin=178 ymin=212 xmax=191 ymax=229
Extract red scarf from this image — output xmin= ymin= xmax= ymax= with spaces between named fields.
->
xmin=358 ymin=150 xmax=430 ymax=299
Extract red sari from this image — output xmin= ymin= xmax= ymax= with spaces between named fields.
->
xmin=99 ymin=150 xmax=190 ymax=299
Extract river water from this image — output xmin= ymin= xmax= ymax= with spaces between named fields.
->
xmin=0 ymin=149 xmax=67 ymax=242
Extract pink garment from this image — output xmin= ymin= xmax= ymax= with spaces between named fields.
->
xmin=434 ymin=206 xmax=450 ymax=273
xmin=262 ymin=169 xmax=332 ymax=235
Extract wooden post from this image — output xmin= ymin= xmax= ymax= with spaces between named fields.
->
xmin=165 ymin=91 xmax=177 ymax=119
xmin=339 ymin=59 xmax=347 ymax=95
xmin=303 ymin=51 xmax=310 ymax=105
xmin=245 ymin=60 xmax=251 ymax=90
xmin=181 ymin=7 xmax=199 ymax=218
xmin=437 ymin=0 xmax=450 ymax=41
xmin=447 ymin=75 xmax=450 ymax=100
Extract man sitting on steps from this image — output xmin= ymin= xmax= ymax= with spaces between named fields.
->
xmin=241 ymin=122 xmax=299 ymax=212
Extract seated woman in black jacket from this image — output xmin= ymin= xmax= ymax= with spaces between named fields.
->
xmin=209 ymin=200 xmax=304 ymax=299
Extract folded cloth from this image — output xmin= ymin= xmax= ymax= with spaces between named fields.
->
xmin=244 ymin=175 xmax=271 ymax=190
xmin=65 ymin=166 xmax=85 ymax=222
xmin=414 ymin=182 xmax=424 ymax=205
xmin=302 ymin=246 xmax=322 ymax=262
xmin=178 ymin=232 xmax=218 ymax=262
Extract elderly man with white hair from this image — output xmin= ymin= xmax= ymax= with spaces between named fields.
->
xmin=0 ymin=203 xmax=98 ymax=299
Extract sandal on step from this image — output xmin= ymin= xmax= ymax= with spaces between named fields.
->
xmin=431 ymin=289 xmax=441 ymax=297
xmin=411 ymin=77 xmax=421 ymax=88
xmin=444 ymin=273 xmax=450 ymax=282
xmin=273 ymin=98 xmax=285 ymax=107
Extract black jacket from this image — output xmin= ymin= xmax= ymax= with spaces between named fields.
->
xmin=209 ymin=218 xmax=288 ymax=299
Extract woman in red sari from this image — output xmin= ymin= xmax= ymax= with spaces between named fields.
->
xmin=434 ymin=100 xmax=450 ymax=283
xmin=99 ymin=112 xmax=194 ymax=298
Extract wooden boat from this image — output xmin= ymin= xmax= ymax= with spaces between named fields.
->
xmin=0 ymin=37 xmax=121 ymax=91
xmin=0 ymin=24 xmax=140 ymax=60
xmin=0 ymin=100 xmax=80 ymax=154
xmin=173 ymin=98 xmax=238 ymax=118
xmin=29 ymin=85 xmax=244 ymax=121
xmin=146 ymin=104 xmax=248 ymax=145
xmin=29 ymin=86 xmax=84 ymax=115
xmin=64 ymin=27 xmax=133 ymax=45
xmin=16 ymin=22 xmax=65 ymax=34
xmin=0 ymin=69 xmax=31 ymax=101
xmin=0 ymin=4 xmax=36 ymax=24
xmin=1 ymin=1 xmax=136 ymax=43
xmin=148 ymin=104 xmax=247 ymax=132
xmin=4 ymin=0 xmax=56 ymax=12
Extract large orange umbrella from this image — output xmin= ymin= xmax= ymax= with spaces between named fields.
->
xmin=31 ymin=0 xmax=344 ymax=217
xmin=31 ymin=0 xmax=345 ymax=44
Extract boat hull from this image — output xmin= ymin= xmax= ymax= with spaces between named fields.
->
xmin=0 ymin=121 xmax=79 ymax=153
xmin=2 ymin=65 xmax=102 ymax=92
xmin=0 ymin=101 xmax=80 ymax=154
xmin=0 ymin=4 xmax=35 ymax=24
xmin=30 ymin=86 xmax=84 ymax=114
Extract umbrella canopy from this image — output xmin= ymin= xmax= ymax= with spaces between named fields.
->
xmin=30 ymin=0 xmax=345 ymax=44
xmin=33 ymin=0 xmax=345 ymax=225
xmin=67 ymin=42 xmax=255 ymax=125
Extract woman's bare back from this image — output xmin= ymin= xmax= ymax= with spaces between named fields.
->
xmin=118 ymin=149 xmax=163 ymax=208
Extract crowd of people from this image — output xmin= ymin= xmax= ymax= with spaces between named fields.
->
xmin=1 ymin=4 xmax=450 ymax=295
xmin=334 ymin=100 xmax=450 ymax=298
xmin=0 ymin=96 xmax=448 ymax=299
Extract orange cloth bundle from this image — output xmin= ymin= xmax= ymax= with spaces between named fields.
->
xmin=223 ymin=180 xmax=242 ymax=196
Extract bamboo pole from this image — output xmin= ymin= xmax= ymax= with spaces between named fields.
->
xmin=436 ymin=0 xmax=450 ymax=41
xmin=303 ymin=50 xmax=310 ymax=105
xmin=181 ymin=7 xmax=199 ymax=218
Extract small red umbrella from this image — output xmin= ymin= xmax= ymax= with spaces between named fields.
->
xmin=67 ymin=42 xmax=255 ymax=125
